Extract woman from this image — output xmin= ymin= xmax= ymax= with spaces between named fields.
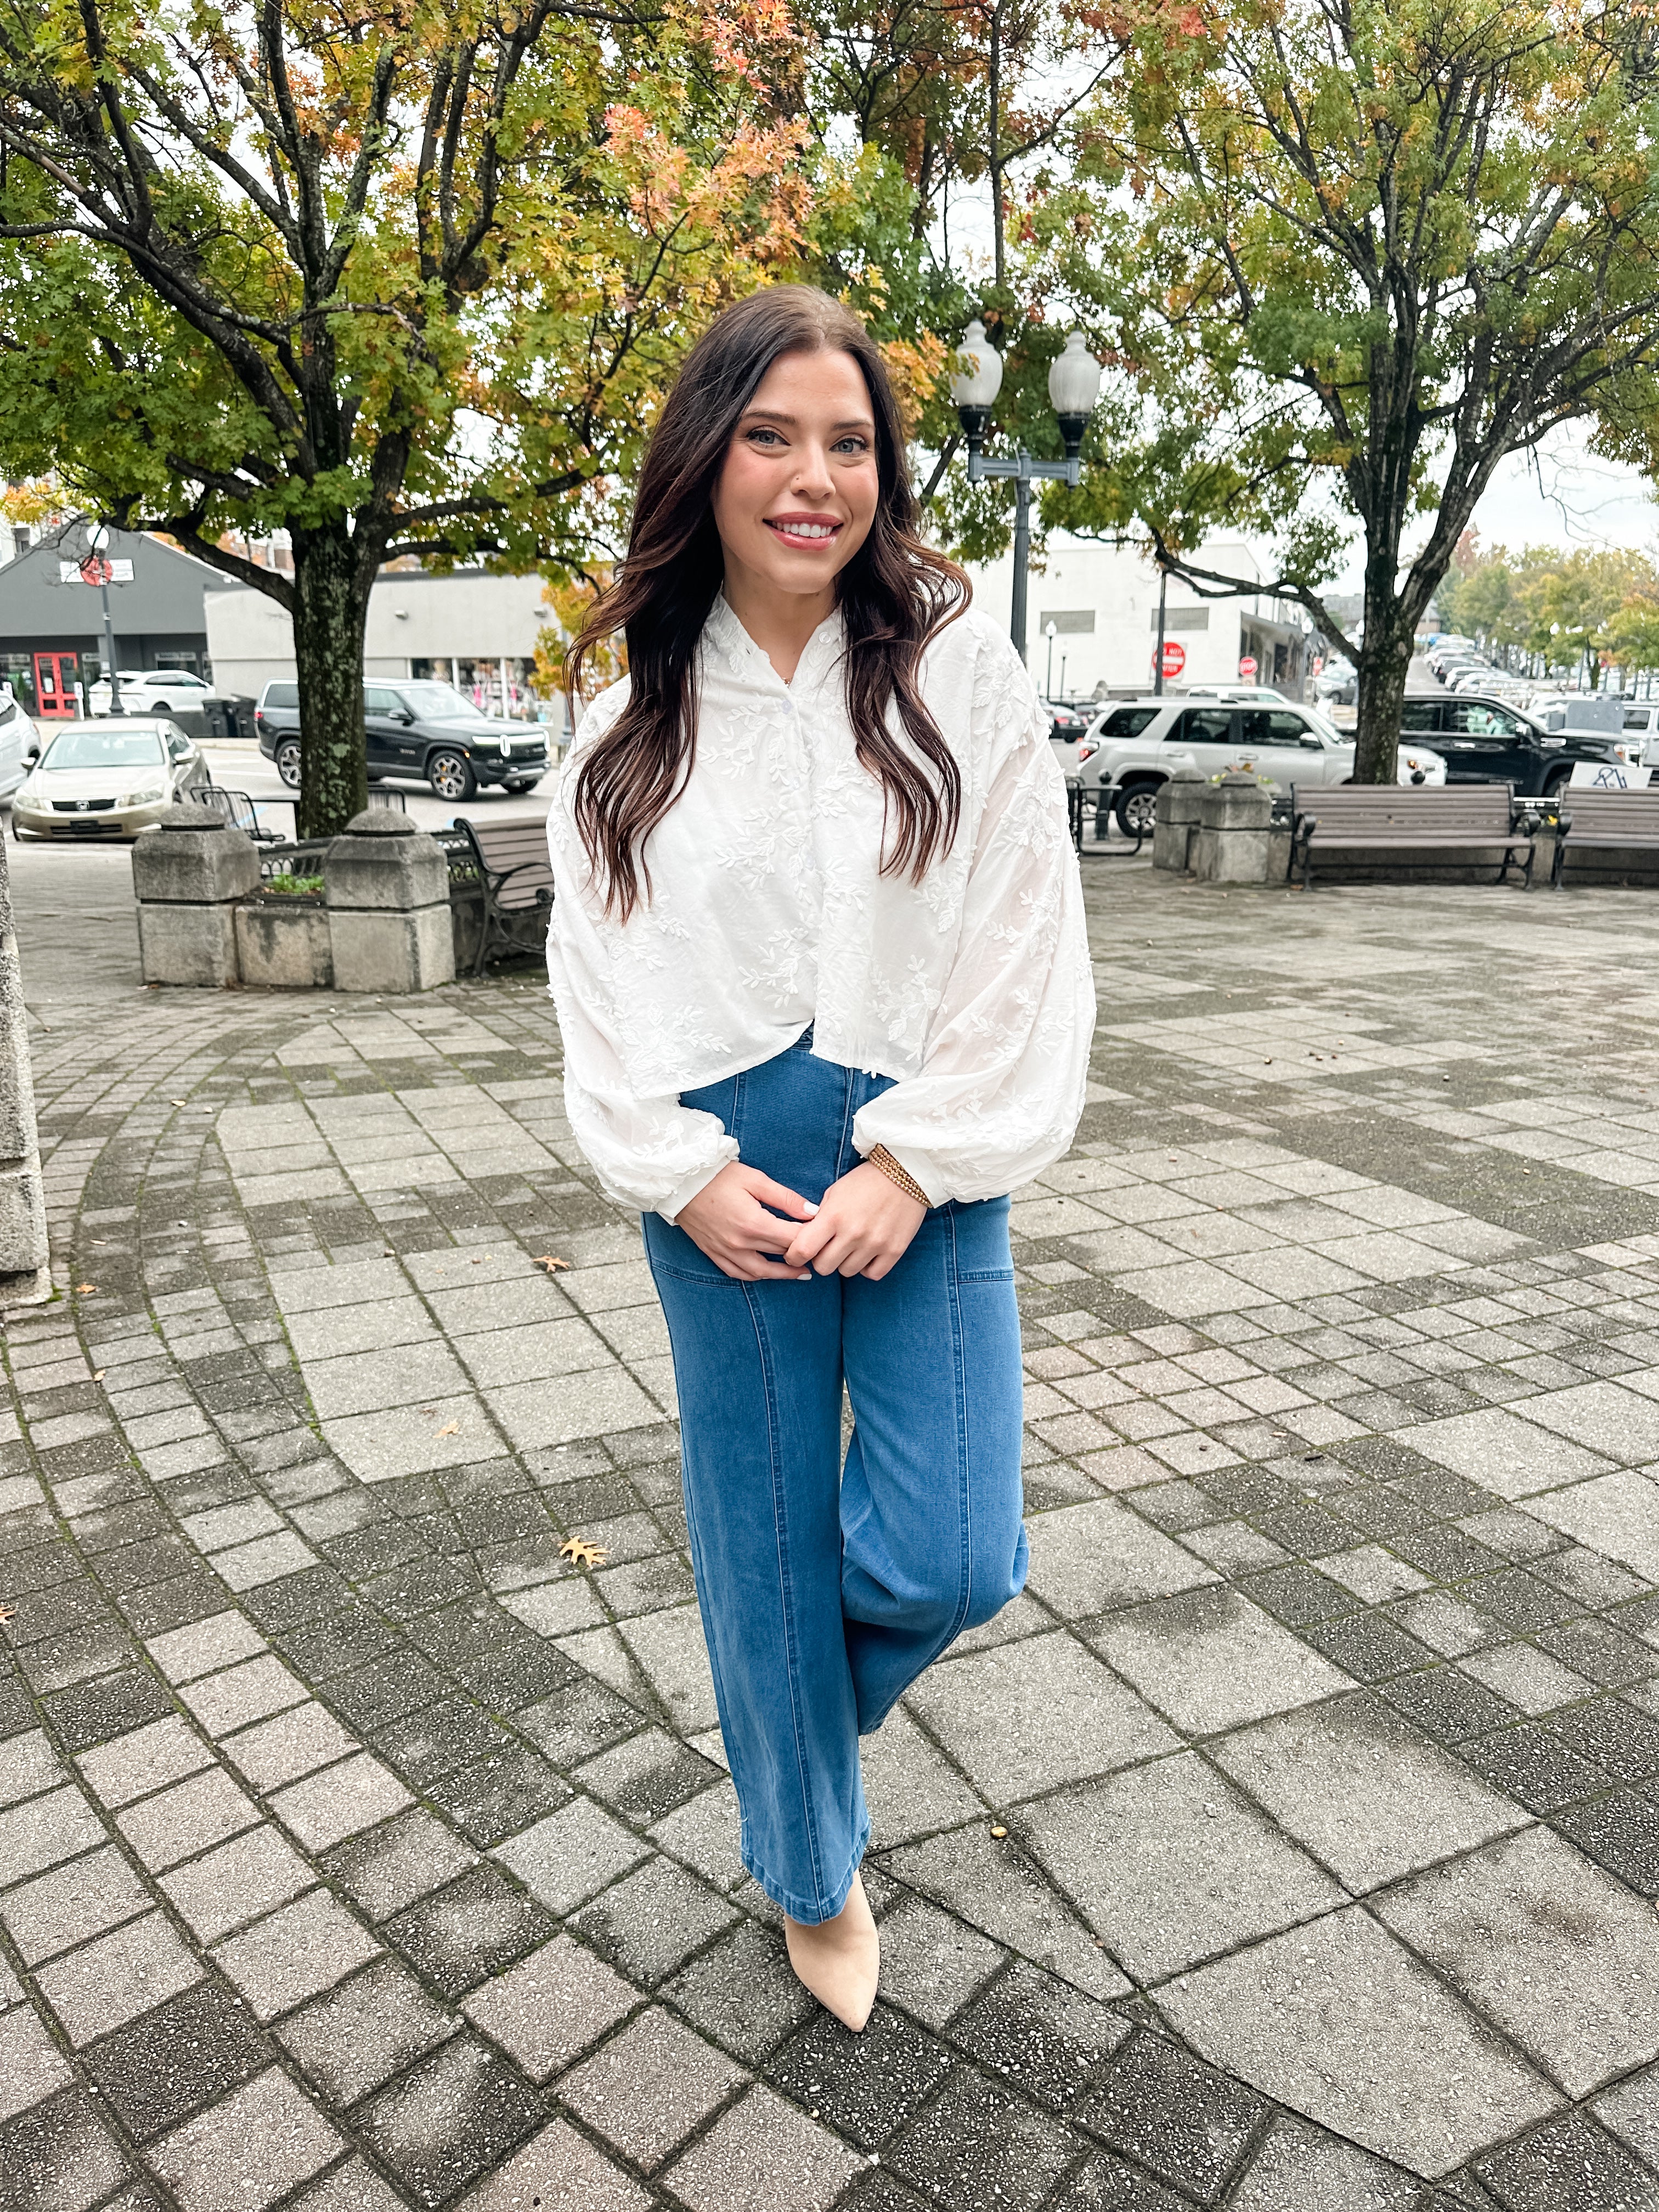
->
xmin=547 ymin=285 xmax=1094 ymax=2032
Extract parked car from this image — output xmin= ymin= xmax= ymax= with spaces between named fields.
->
xmin=1043 ymin=699 xmax=1093 ymax=744
xmin=0 ymin=690 xmax=35 ymax=802
xmin=88 ymin=668 xmax=213 ymax=717
xmin=1397 ymin=693 xmax=1645 ymax=795
xmin=1182 ymin=685 xmax=1289 ymax=704
xmin=1616 ymin=701 xmax=1659 ymax=768
xmin=12 ymin=717 xmax=211 ymax=839
xmin=1060 ymin=698 xmax=1446 ymax=837
xmin=256 ymin=679 xmax=549 ymax=800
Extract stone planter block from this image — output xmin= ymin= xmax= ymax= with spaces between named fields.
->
xmin=330 ymin=906 xmax=454 ymax=994
xmin=235 ymin=902 xmax=334 ymax=990
xmin=1197 ymin=772 xmax=1273 ymax=834
xmin=0 ymin=1167 xmax=48 ymax=1277
xmin=132 ymin=809 xmax=261 ymax=904
xmin=1158 ymin=770 xmax=1207 ymax=828
xmin=1192 ymin=827 xmax=1274 ymax=883
xmin=0 ymin=833 xmax=47 ymax=1291
xmin=326 ymin=814 xmax=450 ymax=914
xmin=137 ymin=900 xmax=241 ymax=988
xmin=1153 ymin=822 xmax=1193 ymax=873
xmin=323 ymin=813 xmax=455 ymax=992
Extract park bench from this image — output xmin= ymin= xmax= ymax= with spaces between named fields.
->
xmin=1289 ymin=785 xmax=1543 ymax=891
xmin=1550 ymin=788 xmax=1659 ymax=886
xmin=444 ymin=815 xmax=555 ymax=973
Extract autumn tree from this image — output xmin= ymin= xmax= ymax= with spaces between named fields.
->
xmin=1043 ymin=0 xmax=1659 ymax=780
xmin=0 ymin=0 xmax=812 ymax=832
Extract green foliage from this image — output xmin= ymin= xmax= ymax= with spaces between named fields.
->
xmin=0 ymin=0 xmax=826 ymax=827
xmin=1440 ymin=537 xmax=1659 ymax=681
xmin=1028 ymin=0 xmax=1659 ymax=775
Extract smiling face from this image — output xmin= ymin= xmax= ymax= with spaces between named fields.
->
xmin=710 ymin=346 xmax=882 ymax=614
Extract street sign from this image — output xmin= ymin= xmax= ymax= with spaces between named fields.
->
xmin=58 ymin=557 xmax=133 ymax=585
xmin=1158 ymin=640 xmax=1186 ymax=680
xmin=1238 ymin=654 xmax=1258 ymax=678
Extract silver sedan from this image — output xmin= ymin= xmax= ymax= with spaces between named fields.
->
xmin=12 ymin=718 xmax=212 ymax=840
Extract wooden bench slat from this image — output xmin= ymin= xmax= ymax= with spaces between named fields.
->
xmin=1552 ymin=790 xmax=1659 ymax=883
xmin=448 ymin=815 xmax=555 ymax=969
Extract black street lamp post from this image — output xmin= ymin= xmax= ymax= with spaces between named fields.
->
xmin=947 ymin=324 xmax=1104 ymax=664
xmin=86 ymin=527 xmax=124 ymax=713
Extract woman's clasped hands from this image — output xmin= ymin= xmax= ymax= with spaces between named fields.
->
xmin=675 ymin=1159 xmax=926 ymax=1283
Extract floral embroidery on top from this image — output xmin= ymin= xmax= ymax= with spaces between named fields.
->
xmin=546 ymin=593 xmax=1095 ymax=1216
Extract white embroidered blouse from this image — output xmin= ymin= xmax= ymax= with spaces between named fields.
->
xmin=545 ymin=594 xmax=1096 ymax=1220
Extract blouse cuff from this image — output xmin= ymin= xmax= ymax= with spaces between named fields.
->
xmin=657 ymin=1143 xmax=738 ymax=1225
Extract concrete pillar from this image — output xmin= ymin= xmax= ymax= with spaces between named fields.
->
xmin=0 ymin=835 xmax=49 ymax=1302
xmin=132 ymin=805 xmax=260 ymax=986
xmin=1153 ymin=770 xmax=1205 ymax=873
xmin=325 ymin=812 xmax=455 ymax=993
xmin=1191 ymin=771 xmax=1274 ymax=883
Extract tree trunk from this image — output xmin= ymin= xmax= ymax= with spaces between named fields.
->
xmin=1353 ymin=611 xmax=1415 ymax=784
xmin=988 ymin=4 xmax=1005 ymax=291
xmin=292 ymin=527 xmax=369 ymax=839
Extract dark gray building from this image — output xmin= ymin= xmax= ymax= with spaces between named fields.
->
xmin=0 ymin=525 xmax=219 ymax=720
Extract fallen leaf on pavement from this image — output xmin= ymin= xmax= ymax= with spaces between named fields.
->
xmin=535 ymin=1255 xmax=572 ymax=1273
xmin=92 ymin=1372 xmax=105 ymax=1382
xmin=0 ymin=1605 xmax=14 ymax=1626
xmin=436 ymin=1423 xmax=460 ymax=1438
xmin=560 ymin=1536 xmax=609 ymax=1569
xmin=74 ymin=1284 xmax=97 ymax=1295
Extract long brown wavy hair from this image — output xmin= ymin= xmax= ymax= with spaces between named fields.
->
xmin=567 ymin=285 xmax=969 ymax=920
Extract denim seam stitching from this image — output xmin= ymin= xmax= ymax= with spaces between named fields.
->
xmin=744 ymin=1285 xmax=830 ymax=1915
xmin=834 ymin=1059 xmax=858 ymax=1180
xmin=943 ymin=1203 xmax=973 ymax=1646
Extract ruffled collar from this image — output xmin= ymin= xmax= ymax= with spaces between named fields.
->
xmin=704 ymin=592 xmax=845 ymax=694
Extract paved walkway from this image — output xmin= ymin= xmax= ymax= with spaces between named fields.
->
xmin=6 ymin=850 xmax=1659 ymax=2212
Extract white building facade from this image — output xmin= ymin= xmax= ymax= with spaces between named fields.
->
xmin=205 ymin=568 xmax=552 ymax=716
xmin=963 ymin=533 xmax=1313 ymax=702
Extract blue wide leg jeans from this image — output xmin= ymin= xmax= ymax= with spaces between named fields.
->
xmin=641 ymin=1032 xmax=1029 ymax=1925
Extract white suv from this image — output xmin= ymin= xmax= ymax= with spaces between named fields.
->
xmin=1060 ymin=697 xmax=1447 ymax=838
xmin=88 ymin=669 xmax=212 ymax=716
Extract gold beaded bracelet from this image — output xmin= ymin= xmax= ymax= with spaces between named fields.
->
xmin=866 ymin=1144 xmax=930 ymax=1208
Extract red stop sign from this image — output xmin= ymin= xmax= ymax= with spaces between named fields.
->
xmin=79 ymin=554 xmax=113 ymax=587
xmin=1158 ymin=639 xmax=1186 ymax=680
xmin=1238 ymin=654 xmax=1258 ymax=678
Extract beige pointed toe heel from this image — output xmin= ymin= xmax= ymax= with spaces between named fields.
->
xmin=784 ymin=1871 xmax=879 ymax=2032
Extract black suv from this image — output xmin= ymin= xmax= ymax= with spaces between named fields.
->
xmin=1399 ymin=694 xmax=1643 ymax=796
xmin=256 ymin=679 xmax=550 ymax=800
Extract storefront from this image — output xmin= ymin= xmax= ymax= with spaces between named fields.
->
xmin=204 ymin=566 xmax=556 ymax=720
xmin=0 ymin=526 xmax=219 ymax=717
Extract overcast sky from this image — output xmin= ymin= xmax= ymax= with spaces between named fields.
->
xmin=1455 ymin=425 xmax=1658 ymax=560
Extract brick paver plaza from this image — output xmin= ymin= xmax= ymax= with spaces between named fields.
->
xmin=7 ymin=851 xmax=1659 ymax=2212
